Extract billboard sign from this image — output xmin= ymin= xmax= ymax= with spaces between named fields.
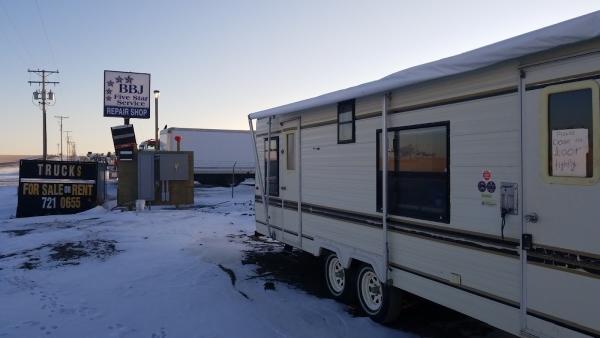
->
xmin=16 ymin=160 xmax=101 ymax=218
xmin=104 ymin=70 xmax=151 ymax=119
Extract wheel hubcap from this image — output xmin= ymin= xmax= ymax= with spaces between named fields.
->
xmin=327 ymin=256 xmax=345 ymax=294
xmin=361 ymin=270 xmax=382 ymax=312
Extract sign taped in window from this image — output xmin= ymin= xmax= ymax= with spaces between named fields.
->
xmin=552 ymin=128 xmax=588 ymax=177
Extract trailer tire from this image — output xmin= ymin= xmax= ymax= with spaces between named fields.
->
xmin=322 ymin=252 xmax=353 ymax=302
xmin=355 ymin=264 xmax=401 ymax=324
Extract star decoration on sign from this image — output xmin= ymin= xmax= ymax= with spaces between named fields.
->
xmin=106 ymin=89 xmax=112 ymax=95
xmin=125 ymin=75 xmax=133 ymax=84
xmin=106 ymin=80 xmax=114 ymax=87
xmin=106 ymin=96 xmax=112 ymax=102
xmin=115 ymin=76 xmax=123 ymax=83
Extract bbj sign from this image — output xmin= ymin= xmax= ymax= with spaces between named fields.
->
xmin=103 ymin=70 xmax=151 ymax=119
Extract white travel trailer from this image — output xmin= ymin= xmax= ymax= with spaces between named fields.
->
xmin=248 ymin=12 xmax=600 ymax=338
xmin=160 ymin=128 xmax=254 ymax=185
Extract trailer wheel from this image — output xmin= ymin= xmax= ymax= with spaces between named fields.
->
xmin=355 ymin=264 xmax=401 ymax=323
xmin=323 ymin=252 xmax=353 ymax=301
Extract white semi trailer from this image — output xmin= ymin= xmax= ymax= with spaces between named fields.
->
xmin=160 ymin=128 xmax=254 ymax=186
xmin=248 ymin=12 xmax=600 ymax=338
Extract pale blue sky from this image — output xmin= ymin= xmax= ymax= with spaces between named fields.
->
xmin=1 ymin=0 xmax=598 ymax=155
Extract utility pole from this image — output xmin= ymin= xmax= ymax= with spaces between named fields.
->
xmin=28 ymin=69 xmax=59 ymax=160
xmin=64 ymin=130 xmax=72 ymax=161
xmin=154 ymin=90 xmax=160 ymax=150
xmin=71 ymin=142 xmax=77 ymax=160
xmin=54 ymin=115 xmax=69 ymax=161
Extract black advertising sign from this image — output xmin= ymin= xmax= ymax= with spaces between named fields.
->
xmin=104 ymin=70 xmax=151 ymax=119
xmin=16 ymin=160 xmax=99 ymax=218
xmin=111 ymin=124 xmax=137 ymax=161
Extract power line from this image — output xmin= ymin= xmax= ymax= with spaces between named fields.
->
xmin=34 ymin=0 xmax=58 ymax=70
xmin=0 ymin=15 xmax=28 ymax=69
xmin=0 ymin=0 xmax=35 ymax=67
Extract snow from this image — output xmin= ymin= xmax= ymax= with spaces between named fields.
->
xmin=249 ymin=10 xmax=600 ymax=119
xmin=0 ymin=164 xmax=18 ymax=219
xmin=0 ymin=180 xmax=414 ymax=338
xmin=0 ymin=165 xmax=19 ymax=188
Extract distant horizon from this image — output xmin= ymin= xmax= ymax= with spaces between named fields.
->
xmin=0 ymin=154 xmax=44 ymax=163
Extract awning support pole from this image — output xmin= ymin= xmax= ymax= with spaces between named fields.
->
xmin=298 ymin=115 xmax=303 ymax=247
xmin=266 ymin=117 xmax=272 ymax=236
xmin=248 ymin=117 xmax=270 ymax=235
xmin=517 ymin=68 xmax=528 ymax=334
xmin=382 ymin=92 xmax=391 ymax=284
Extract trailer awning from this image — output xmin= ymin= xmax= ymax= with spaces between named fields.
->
xmin=249 ymin=10 xmax=600 ymax=120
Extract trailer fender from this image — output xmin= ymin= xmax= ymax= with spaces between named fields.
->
xmin=315 ymin=242 xmax=352 ymax=268
xmin=347 ymin=252 xmax=386 ymax=283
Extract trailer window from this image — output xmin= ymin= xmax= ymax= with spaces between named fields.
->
xmin=338 ymin=100 xmax=355 ymax=143
xmin=286 ymin=133 xmax=295 ymax=170
xmin=264 ymin=137 xmax=279 ymax=196
xmin=377 ymin=122 xmax=450 ymax=223
xmin=541 ymin=80 xmax=599 ymax=184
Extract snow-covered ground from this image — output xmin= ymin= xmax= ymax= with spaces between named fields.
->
xmin=0 ymin=165 xmax=19 ymax=187
xmin=0 ymin=165 xmax=507 ymax=338
xmin=0 ymin=176 xmax=405 ymax=338
xmin=0 ymin=164 xmax=18 ymax=219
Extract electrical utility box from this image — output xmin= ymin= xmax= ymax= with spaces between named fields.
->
xmin=137 ymin=151 xmax=155 ymax=201
xmin=126 ymin=150 xmax=194 ymax=208
xmin=159 ymin=153 xmax=189 ymax=181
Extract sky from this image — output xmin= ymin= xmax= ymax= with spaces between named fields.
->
xmin=0 ymin=0 xmax=599 ymax=155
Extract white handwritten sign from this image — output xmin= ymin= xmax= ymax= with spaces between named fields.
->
xmin=552 ymin=128 xmax=588 ymax=177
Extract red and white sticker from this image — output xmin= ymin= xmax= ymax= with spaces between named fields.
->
xmin=482 ymin=170 xmax=492 ymax=181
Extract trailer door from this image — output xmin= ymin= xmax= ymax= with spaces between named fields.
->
xmin=522 ymin=57 xmax=600 ymax=337
xmin=280 ymin=119 xmax=301 ymax=246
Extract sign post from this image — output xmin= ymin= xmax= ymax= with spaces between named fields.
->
xmin=104 ymin=70 xmax=150 ymax=161
xmin=103 ymin=70 xmax=151 ymax=208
